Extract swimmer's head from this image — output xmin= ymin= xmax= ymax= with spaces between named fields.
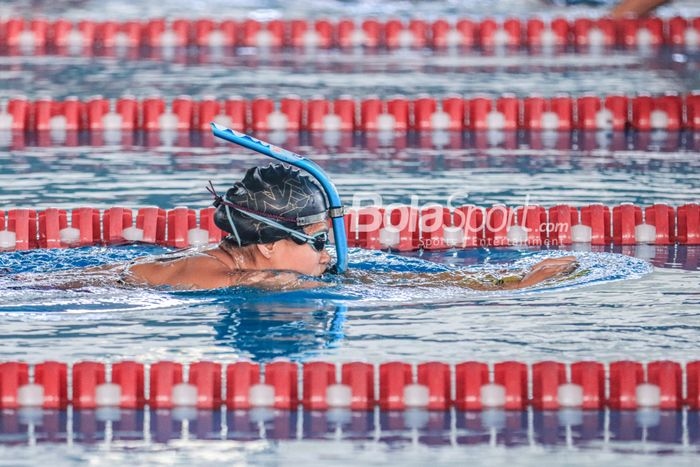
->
xmin=210 ymin=163 xmax=331 ymax=276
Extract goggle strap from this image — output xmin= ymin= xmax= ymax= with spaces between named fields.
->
xmin=232 ymin=204 xmax=318 ymax=244
xmin=224 ymin=203 xmax=243 ymax=247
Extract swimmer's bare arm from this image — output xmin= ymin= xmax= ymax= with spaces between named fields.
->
xmin=349 ymin=257 xmax=579 ymax=290
xmin=611 ymin=0 xmax=670 ymax=18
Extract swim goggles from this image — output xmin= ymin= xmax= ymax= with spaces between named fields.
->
xmin=290 ymin=230 xmax=330 ymax=253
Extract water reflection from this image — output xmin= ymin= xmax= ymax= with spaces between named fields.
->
xmin=212 ymin=299 xmax=346 ymax=361
xmin=1 ymin=407 xmax=697 ymax=452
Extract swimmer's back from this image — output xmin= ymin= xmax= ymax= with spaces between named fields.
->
xmin=123 ymin=249 xmax=317 ymax=290
xmin=127 ymin=252 xmax=233 ymax=289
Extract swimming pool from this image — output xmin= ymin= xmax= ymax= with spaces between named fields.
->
xmin=2 ymin=0 xmax=700 ymax=465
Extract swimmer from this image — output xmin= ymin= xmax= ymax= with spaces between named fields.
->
xmin=611 ymin=0 xmax=670 ymax=18
xmin=47 ymin=163 xmax=578 ymax=291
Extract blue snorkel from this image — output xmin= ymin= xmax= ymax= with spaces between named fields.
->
xmin=210 ymin=122 xmax=348 ymax=274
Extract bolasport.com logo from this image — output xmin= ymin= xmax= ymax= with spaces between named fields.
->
xmin=347 ymin=191 xmax=572 ymax=248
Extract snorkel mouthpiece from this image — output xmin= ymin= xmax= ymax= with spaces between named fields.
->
xmin=210 ymin=122 xmax=349 ymax=274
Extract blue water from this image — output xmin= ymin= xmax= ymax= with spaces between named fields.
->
xmin=2 ymin=0 xmax=700 ymax=465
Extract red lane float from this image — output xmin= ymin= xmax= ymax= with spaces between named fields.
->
xmin=3 ymin=360 xmax=700 ymax=410
xmin=631 ymin=95 xmax=683 ymax=131
xmin=189 ymin=361 xmax=222 ymax=409
xmin=341 ymin=362 xmax=375 ymax=410
xmin=5 ymin=18 xmax=48 ymax=49
xmin=644 ymin=204 xmax=675 ymax=245
xmin=515 ymin=205 xmax=547 ymax=245
xmin=34 ymin=361 xmax=68 ymax=409
xmin=149 ymin=361 xmax=183 ymax=409
xmin=432 ymin=19 xmax=476 ymax=49
xmin=144 ymin=19 xmax=191 ymax=48
xmin=647 ymin=360 xmax=682 ymax=410
xmin=2 ymin=203 xmax=700 ymax=251
xmin=0 ymin=362 xmax=29 ymax=409
xmin=580 ymin=204 xmax=611 ymax=245
xmin=95 ymin=20 xmax=140 ymax=48
xmin=417 ymin=362 xmax=451 ymax=410
xmin=379 ymin=362 xmax=412 ymax=410
xmin=573 ymin=18 xmax=616 ymax=47
xmin=687 ymin=93 xmax=700 ymax=130
xmin=2 ymin=94 xmax=700 ymax=133
xmin=468 ymin=95 xmax=520 ymax=131
xmin=526 ymin=18 xmax=569 ymax=48
xmin=678 ymin=203 xmax=700 ymax=245
xmin=620 ymin=17 xmax=664 ymax=48
xmin=194 ymin=19 xmax=237 ymax=48
xmin=548 ymin=205 xmax=577 ymax=246
xmin=440 ymin=96 xmax=465 ymax=130
xmin=421 ymin=205 xmax=451 ymax=250
xmin=72 ymin=361 xmax=106 ymax=409
xmin=103 ymin=207 xmax=133 ymax=245
xmin=608 ymin=360 xmax=644 ymax=410
xmin=303 ymin=362 xmax=336 ymax=410
xmin=356 ymin=206 xmax=385 ymax=249
xmin=612 ymin=204 xmax=642 ymax=245
xmin=576 ymin=95 xmax=628 ymax=130
xmin=386 ymin=206 xmax=420 ymax=251
xmin=135 ymin=207 xmax=166 ymax=244
xmin=570 ymin=361 xmax=605 ymax=410
xmin=305 ymin=98 xmax=329 ymax=131
xmin=386 ymin=96 xmax=409 ymax=131
xmin=532 ymin=361 xmax=566 ymax=410
xmin=71 ymin=207 xmax=101 ymax=246
xmin=142 ymin=96 xmax=193 ymax=131
xmin=290 ymin=19 xmax=334 ymax=49
xmin=166 ymin=207 xmax=196 ymax=248
xmin=3 ymin=16 xmax=700 ymax=50
xmin=455 ymin=361 xmax=489 ymax=410
xmin=688 ymin=361 xmax=700 ymax=410
xmin=7 ymin=209 xmax=38 ymax=250
xmin=668 ymin=17 xmax=700 ymax=47
xmin=250 ymin=97 xmax=274 ymax=131
xmin=453 ymin=205 xmax=484 ymax=247
xmin=265 ymin=361 xmax=299 ymax=409
xmin=494 ymin=361 xmax=528 ymax=410
xmin=385 ymin=19 xmax=428 ymax=49
xmin=111 ymin=361 xmax=145 ymax=409
xmin=198 ymin=207 xmax=225 ymax=244
xmin=479 ymin=18 xmax=521 ymax=48
xmin=226 ymin=362 xmax=260 ymax=409
xmin=359 ymin=97 xmax=382 ymax=131
xmin=279 ymin=96 xmax=303 ymax=131
xmin=32 ymin=98 xmax=84 ymax=131
xmin=333 ymin=97 xmax=356 ymax=131
xmin=2 ymin=98 xmax=30 ymax=131
xmin=483 ymin=205 xmax=514 ymax=247
xmin=241 ymin=19 xmax=285 ymax=48
xmin=523 ymin=95 xmax=573 ymax=131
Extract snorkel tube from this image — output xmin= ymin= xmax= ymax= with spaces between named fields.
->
xmin=210 ymin=122 xmax=348 ymax=274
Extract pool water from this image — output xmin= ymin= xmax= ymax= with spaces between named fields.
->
xmin=2 ymin=0 xmax=700 ymax=465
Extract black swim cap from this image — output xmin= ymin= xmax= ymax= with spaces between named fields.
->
xmin=213 ymin=163 xmax=329 ymax=246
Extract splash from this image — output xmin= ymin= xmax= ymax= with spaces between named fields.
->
xmin=0 ymin=245 xmax=652 ymax=312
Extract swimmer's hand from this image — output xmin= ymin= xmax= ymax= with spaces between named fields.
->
xmin=610 ymin=0 xmax=669 ymax=19
xmin=515 ymin=256 xmax=579 ymax=289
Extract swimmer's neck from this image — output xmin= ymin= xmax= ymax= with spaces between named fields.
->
xmin=213 ymin=242 xmax=261 ymax=271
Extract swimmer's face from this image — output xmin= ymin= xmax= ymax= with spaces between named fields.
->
xmin=264 ymin=222 xmax=331 ymax=276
